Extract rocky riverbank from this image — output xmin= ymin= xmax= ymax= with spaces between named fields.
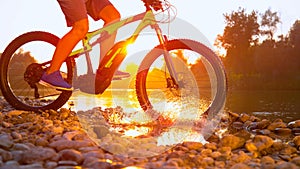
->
xmin=0 ymin=98 xmax=300 ymax=169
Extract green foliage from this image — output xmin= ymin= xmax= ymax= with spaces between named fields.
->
xmin=260 ymin=8 xmax=281 ymax=40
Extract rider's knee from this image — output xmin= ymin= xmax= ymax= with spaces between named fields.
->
xmin=107 ymin=9 xmax=121 ymax=23
xmin=100 ymin=5 xmax=121 ymax=25
xmin=71 ymin=19 xmax=89 ymax=39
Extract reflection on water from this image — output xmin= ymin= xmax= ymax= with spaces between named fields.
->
xmin=67 ymin=89 xmax=142 ymax=112
xmin=66 ymin=89 xmax=300 ymax=123
xmin=226 ymin=90 xmax=300 ymax=122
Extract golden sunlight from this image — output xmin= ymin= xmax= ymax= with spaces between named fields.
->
xmin=123 ymin=126 xmax=150 ymax=137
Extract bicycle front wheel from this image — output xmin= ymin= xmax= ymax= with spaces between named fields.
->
xmin=136 ymin=39 xmax=226 ymax=120
xmin=0 ymin=31 xmax=73 ymax=111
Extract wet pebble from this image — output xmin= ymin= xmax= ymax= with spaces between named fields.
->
xmin=267 ymin=121 xmax=287 ymax=131
xmin=274 ymin=127 xmax=292 ymax=136
xmin=220 ymin=134 xmax=245 ymax=150
xmin=293 ymin=136 xmax=300 ymax=147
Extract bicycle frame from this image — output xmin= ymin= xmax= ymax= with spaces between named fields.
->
xmin=67 ymin=9 xmax=179 ymax=83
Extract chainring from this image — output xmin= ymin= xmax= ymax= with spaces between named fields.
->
xmin=24 ymin=63 xmax=44 ymax=87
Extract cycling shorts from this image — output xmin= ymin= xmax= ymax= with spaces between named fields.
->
xmin=57 ymin=0 xmax=112 ymax=27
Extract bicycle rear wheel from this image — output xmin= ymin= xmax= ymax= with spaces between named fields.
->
xmin=0 ymin=31 xmax=73 ymax=111
xmin=136 ymin=39 xmax=226 ymax=122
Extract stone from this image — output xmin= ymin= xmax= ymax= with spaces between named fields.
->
xmin=239 ymin=114 xmax=250 ymax=122
xmin=275 ymin=162 xmax=299 ymax=169
xmin=19 ymin=147 xmax=57 ymax=164
xmin=58 ymin=149 xmax=83 ymax=164
xmin=261 ymin=156 xmax=275 ymax=165
xmin=1 ymin=121 xmax=13 ymax=128
xmin=19 ymin=163 xmax=44 ymax=169
xmin=83 ymin=151 xmax=105 ymax=159
xmin=252 ymin=135 xmax=274 ymax=151
xmin=0 ymin=134 xmax=13 ymax=150
xmin=200 ymin=149 xmax=212 ymax=157
xmin=230 ymin=163 xmax=251 ymax=169
xmin=57 ymin=160 xmax=78 ymax=166
xmin=49 ymin=140 xmax=95 ymax=151
xmin=220 ymin=134 xmax=245 ymax=150
xmin=292 ymin=128 xmax=300 ymax=135
xmin=164 ymin=158 xmax=180 ymax=167
xmin=63 ymin=131 xmax=82 ymax=140
xmin=211 ymin=151 xmax=221 ymax=159
xmin=232 ymin=151 xmax=251 ymax=163
xmin=51 ymin=126 xmax=64 ymax=135
xmin=232 ymin=122 xmax=244 ymax=130
xmin=6 ymin=110 xmax=25 ymax=118
xmin=267 ymin=122 xmax=287 ymax=131
xmin=35 ymin=137 xmax=49 ymax=147
xmin=280 ymin=145 xmax=297 ymax=155
xmin=82 ymin=159 xmax=112 ymax=169
xmin=202 ymin=157 xmax=214 ymax=167
xmin=272 ymin=141 xmax=284 ymax=151
xmin=293 ymin=136 xmax=300 ymax=147
xmin=274 ymin=128 xmax=292 ymax=136
xmin=228 ymin=112 xmax=239 ymax=121
xmin=182 ymin=142 xmax=203 ymax=150
xmin=59 ymin=108 xmax=70 ymax=120
xmin=204 ymin=142 xmax=217 ymax=151
xmin=257 ymin=119 xmax=271 ymax=129
xmin=12 ymin=143 xmax=31 ymax=151
xmin=0 ymin=148 xmax=13 ymax=162
xmin=249 ymin=115 xmax=260 ymax=122
xmin=11 ymin=132 xmax=22 ymax=140
xmin=1 ymin=160 xmax=20 ymax=169
xmin=291 ymin=156 xmax=300 ymax=166
xmin=105 ymin=142 xmax=126 ymax=155
xmin=233 ymin=130 xmax=251 ymax=141
xmin=279 ymin=154 xmax=292 ymax=161
xmin=215 ymin=161 xmax=225 ymax=168
xmin=288 ymin=120 xmax=300 ymax=128
xmin=44 ymin=161 xmax=58 ymax=169
xmin=93 ymin=125 xmax=109 ymax=139
xmin=258 ymin=129 xmax=271 ymax=135
xmin=11 ymin=150 xmax=23 ymax=162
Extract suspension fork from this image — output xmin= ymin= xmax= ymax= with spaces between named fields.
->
xmin=153 ymin=24 xmax=179 ymax=87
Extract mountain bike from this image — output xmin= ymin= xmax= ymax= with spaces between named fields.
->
xmin=0 ymin=0 xmax=226 ymax=120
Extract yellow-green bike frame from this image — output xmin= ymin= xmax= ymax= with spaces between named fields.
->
xmin=68 ymin=9 xmax=178 ymax=86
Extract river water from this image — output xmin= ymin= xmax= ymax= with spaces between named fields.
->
xmin=226 ymin=90 xmax=300 ymax=122
xmin=67 ymin=89 xmax=300 ymax=123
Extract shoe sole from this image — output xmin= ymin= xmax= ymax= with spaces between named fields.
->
xmin=39 ymin=80 xmax=73 ymax=91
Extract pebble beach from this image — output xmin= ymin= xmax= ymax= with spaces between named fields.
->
xmin=0 ymin=97 xmax=300 ymax=169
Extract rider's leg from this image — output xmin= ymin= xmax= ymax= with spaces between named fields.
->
xmin=98 ymin=4 xmax=120 ymax=63
xmin=47 ymin=19 xmax=89 ymax=74
xmin=40 ymin=18 xmax=89 ymax=90
xmin=40 ymin=0 xmax=90 ymax=90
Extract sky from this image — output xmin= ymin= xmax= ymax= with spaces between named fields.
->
xmin=1 ymin=0 xmax=300 ymax=52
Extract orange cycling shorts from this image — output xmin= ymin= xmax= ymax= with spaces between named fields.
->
xmin=57 ymin=0 xmax=112 ymax=27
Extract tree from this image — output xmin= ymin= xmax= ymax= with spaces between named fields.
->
xmin=215 ymin=8 xmax=260 ymax=73
xmin=260 ymin=8 xmax=281 ymax=40
xmin=289 ymin=20 xmax=300 ymax=48
xmin=287 ymin=20 xmax=300 ymax=74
